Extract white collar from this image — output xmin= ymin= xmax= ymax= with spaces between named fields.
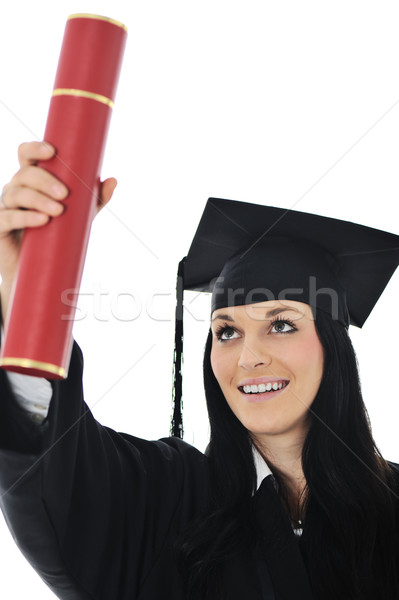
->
xmin=252 ymin=446 xmax=303 ymax=535
xmin=252 ymin=445 xmax=273 ymax=491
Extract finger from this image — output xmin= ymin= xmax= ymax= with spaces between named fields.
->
xmin=0 ymin=187 xmax=64 ymax=217
xmin=0 ymin=209 xmax=50 ymax=235
xmin=5 ymin=165 xmax=68 ymax=201
xmin=18 ymin=141 xmax=56 ymax=167
xmin=97 ymin=177 xmax=117 ymax=213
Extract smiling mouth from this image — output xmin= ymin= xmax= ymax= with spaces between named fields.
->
xmin=238 ymin=381 xmax=289 ymax=394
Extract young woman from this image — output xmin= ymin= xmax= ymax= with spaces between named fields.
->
xmin=0 ymin=141 xmax=398 ymax=599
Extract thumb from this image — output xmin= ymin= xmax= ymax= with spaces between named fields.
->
xmin=97 ymin=177 xmax=117 ymax=213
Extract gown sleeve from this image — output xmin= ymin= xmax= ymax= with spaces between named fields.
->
xmin=0 ymin=341 xmax=209 ymax=599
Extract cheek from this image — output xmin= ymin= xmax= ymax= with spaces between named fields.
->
xmin=292 ymin=334 xmax=324 ymax=385
xmin=210 ymin=346 xmax=223 ymax=382
xmin=210 ymin=345 xmax=232 ymax=388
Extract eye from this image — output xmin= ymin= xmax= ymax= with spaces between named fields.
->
xmin=270 ymin=317 xmax=297 ymax=334
xmin=215 ymin=324 xmax=240 ymax=342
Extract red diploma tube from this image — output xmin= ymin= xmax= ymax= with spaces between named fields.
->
xmin=0 ymin=14 xmax=127 ymax=378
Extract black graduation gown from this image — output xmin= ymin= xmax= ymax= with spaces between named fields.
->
xmin=0 ymin=342 xmax=318 ymax=599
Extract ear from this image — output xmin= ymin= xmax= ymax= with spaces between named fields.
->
xmin=96 ymin=177 xmax=117 ymax=214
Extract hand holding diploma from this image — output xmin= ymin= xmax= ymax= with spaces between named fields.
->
xmin=0 ymin=142 xmax=116 ymax=353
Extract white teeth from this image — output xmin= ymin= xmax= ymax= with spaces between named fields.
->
xmin=241 ymin=382 xmax=287 ymax=394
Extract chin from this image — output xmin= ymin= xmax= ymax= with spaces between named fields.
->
xmin=247 ymin=415 xmax=310 ymax=439
xmin=246 ymin=419 xmax=289 ymax=437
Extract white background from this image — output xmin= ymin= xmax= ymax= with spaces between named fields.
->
xmin=0 ymin=1 xmax=398 ymax=596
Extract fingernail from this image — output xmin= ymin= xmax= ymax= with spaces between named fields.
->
xmin=42 ymin=142 xmax=55 ymax=154
xmin=51 ymin=201 xmax=64 ymax=215
xmin=53 ymin=184 xmax=66 ymax=198
xmin=33 ymin=212 xmax=49 ymax=223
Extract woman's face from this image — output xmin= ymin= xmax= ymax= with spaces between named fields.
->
xmin=210 ymin=300 xmax=324 ymax=444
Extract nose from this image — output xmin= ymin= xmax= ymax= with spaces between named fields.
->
xmin=238 ymin=339 xmax=272 ymax=370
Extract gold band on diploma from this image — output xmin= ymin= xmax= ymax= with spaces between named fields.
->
xmin=68 ymin=13 xmax=128 ymax=32
xmin=0 ymin=357 xmax=66 ymax=378
xmin=52 ymin=88 xmax=114 ymax=108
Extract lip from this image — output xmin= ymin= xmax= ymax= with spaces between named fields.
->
xmin=237 ymin=377 xmax=290 ymax=403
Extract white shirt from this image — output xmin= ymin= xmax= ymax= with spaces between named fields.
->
xmin=252 ymin=444 xmax=273 ymax=490
xmin=6 ymin=371 xmax=52 ymax=423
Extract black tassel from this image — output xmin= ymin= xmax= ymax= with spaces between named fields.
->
xmin=171 ymin=258 xmax=185 ymax=438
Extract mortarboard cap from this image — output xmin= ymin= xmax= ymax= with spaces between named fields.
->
xmin=171 ymin=198 xmax=399 ymax=437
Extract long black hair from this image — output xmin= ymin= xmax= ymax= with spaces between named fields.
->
xmin=179 ymin=309 xmax=399 ymax=599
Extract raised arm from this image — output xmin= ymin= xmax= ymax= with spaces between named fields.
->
xmin=0 ymin=144 xmax=208 ymax=600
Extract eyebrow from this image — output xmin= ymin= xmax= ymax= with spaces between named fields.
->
xmin=211 ymin=306 xmax=301 ymax=322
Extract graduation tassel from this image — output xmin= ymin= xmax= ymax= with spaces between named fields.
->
xmin=171 ymin=258 xmax=185 ymax=438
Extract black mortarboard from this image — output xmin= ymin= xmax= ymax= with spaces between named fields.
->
xmin=170 ymin=198 xmax=399 ymax=438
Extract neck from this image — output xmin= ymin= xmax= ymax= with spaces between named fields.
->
xmin=252 ymin=430 xmax=307 ymax=516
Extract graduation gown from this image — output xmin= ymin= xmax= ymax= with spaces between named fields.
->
xmin=0 ymin=341 xmax=387 ymax=599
